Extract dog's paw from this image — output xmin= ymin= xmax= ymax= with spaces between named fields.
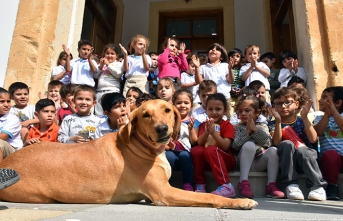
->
xmin=234 ymin=199 xmax=258 ymax=210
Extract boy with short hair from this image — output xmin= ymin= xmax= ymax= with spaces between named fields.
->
xmin=64 ymin=39 xmax=98 ymax=87
xmin=260 ymin=52 xmax=280 ymax=96
xmin=0 ymin=87 xmax=23 ymax=163
xmin=148 ymin=52 xmax=159 ymax=96
xmin=47 ymin=80 xmax=64 ymax=109
xmin=8 ymin=82 xmax=39 ymax=141
xmin=57 ymin=84 xmax=77 ymax=125
xmin=58 ymin=85 xmax=102 ymax=143
xmin=24 ymin=99 xmax=59 ymax=146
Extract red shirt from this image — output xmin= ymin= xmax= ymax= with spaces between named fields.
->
xmin=27 ymin=122 xmax=59 ymax=142
xmin=57 ymin=107 xmax=72 ymax=122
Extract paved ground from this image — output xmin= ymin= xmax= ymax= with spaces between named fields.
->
xmin=0 ymin=198 xmax=342 ymax=221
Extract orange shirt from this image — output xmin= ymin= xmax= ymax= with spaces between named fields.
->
xmin=27 ymin=122 xmax=59 ymax=142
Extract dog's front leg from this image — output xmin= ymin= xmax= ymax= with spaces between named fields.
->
xmin=146 ymin=185 xmax=257 ymax=210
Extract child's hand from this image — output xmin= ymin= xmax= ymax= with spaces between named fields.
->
xmin=67 ymin=100 xmax=77 ymax=113
xmin=71 ymin=135 xmax=91 ymax=143
xmin=191 ymin=55 xmax=200 ymax=68
xmin=268 ymin=106 xmax=281 ymax=122
xmin=246 ymin=116 xmax=257 ymax=134
xmin=117 ymin=116 xmax=127 ymax=128
xmin=251 ymin=57 xmax=257 ymax=68
xmin=188 ymin=118 xmax=195 ymax=130
xmin=324 ymin=98 xmax=337 ymax=116
xmin=62 ymin=44 xmax=71 ymax=56
xmin=25 ymin=138 xmax=42 ymax=146
xmin=293 ymin=59 xmax=298 ymax=73
xmin=119 ymin=43 xmax=128 ymax=56
xmin=205 ymin=118 xmax=215 ymax=134
xmin=87 ymin=47 xmax=94 ymax=59
xmin=179 ymin=42 xmax=186 ymax=54
xmin=300 ymin=99 xmax=313 ymax=118
xmin=38 ymin=91 xmax=46 ymax=100
xmin=228 ymin=57 xmax=234 ymax=69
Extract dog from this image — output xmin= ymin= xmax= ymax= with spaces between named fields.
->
xmin=0 ymin=100 xmax=257 ymax=209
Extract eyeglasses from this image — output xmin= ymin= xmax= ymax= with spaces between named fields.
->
xmin=274 ymin=100 xmax=295 ymax=107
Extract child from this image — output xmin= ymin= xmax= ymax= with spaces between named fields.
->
xmin=158 ymin=38 xmax=188 ymax=80
xmin=268 ymin=87 xmax=327 ymax=201
xmin=8 ymin=82 xmax=39 ymax=141
xmin=278 ymin=50 xmax=307 ymax=88
xmin=0 ymin=87 xmax=23 ymax=163
xmin=287 ymin=76 xmax=306 ymax=88
xmin=166 ymin=89 xmax=199 ymax=191
xmin=136 ymin=93 xmax=156 ymax=108
xmin=94 ymin=93 xmax=127 ymax=138
xmin=24 ymin=99 xmax=59 ymax=146
xmin=94 ymin=44 xmax=123 ymax=115
xmin=232 ymin=94 xmax=284 ymax=199
xmin=191 ymin=80 xmax=219 ymax=123
xmin=47 ymin=80 xmax=63 ymax=109
xmin=0 ymin=168 xmax=19 ymax=190
xmin=314 ymin=86 xmax=343 ymax=200
xmin=193 ymin=43 xmax=232 ymax=114
xmin=58 ymin=85 xmax=102 ymax=143
xmin=126 ymin=87 xmax=143 ymax=114
xmin=181 ymin=54 xmax=200 ymax=106
xmin=58 ymin=84 xmax=77 ymax=125
xmin=156 ymin=78 xmax=176 ymax=104
xmin=51 ymin=51 xmax=73 ymax=84
xmin=119 ymin=35 xmax=152 ymax=95
xmin=191 ymin=93 xmax=236 ymax=197
xmin=240 ymin=44 xmax=271 ymax=103
xmin=260 ymin=52 xmax=280 ymax=96
xmin=148 ymin=52 xmax=159 ymax=96
xmin=64 ymin=39 xmax=98 ymax=87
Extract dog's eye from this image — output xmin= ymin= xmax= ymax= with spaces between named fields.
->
xmin=165 ymin=108 xmax=171 ymax=113
xmin=143 ymin=113 xmax=150 ymax=118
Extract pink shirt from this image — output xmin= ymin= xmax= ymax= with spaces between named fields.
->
xmin=158 ymin=48 xmax=188 ymax=79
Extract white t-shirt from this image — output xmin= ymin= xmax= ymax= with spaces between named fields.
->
xmin=191 ymin=105 xmax=227 ymax=123
xmin=181 ymin=72 xmax=200 ymax=103
xmin=70 ymin=58 xmax=98 ymax=86
xmin=0 ymin=113 xmax=23 ymax=149
xmin=239 ymin=62 xmax=270 ymax=90
xmin=10 ymin=105 xmax=35 ymax=122
xmin=125 ymin=54 xmax=152 ymax=78
xmin=200 ymin=62 xmax=231 ymax=99
xmin=278 ymin=67 xmax=307 ymax=87
xmin=51 ymin=65 xmax=71 ymax=85
xmin=94 ymin=61 xmax=123 ymax=92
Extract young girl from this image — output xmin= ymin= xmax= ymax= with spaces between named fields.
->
xmin=51 ymin=51 xmax=73 ymax=84
xmin=158 ymin=38 xmax=188 ymax=81
xmin=191 ymin=93 xmax=236 ymax=198
xmin=94 ymin=93 xmax=127 ymax=139
xmin=126 ymin=87 xmax=143 ymax=114
xmin=165 ymin=89 xmax=199 ymax=191
xmin=94 ymin=44 xmax=123 ymax=116
xmin=193 ymin=43 xmax=232 ymax=115
xmin=268 ymin=87 xmax=327 ymax=201
xmin=157 ymin=78 xmax=175 ymax=103
xmin=314 ymin=86 xmax=343 ymax=200
xmin=232 ymin=94 xmax=284 ymax=199
xmin=119 ymin=35 xmax=151 ymax=96
xmin=181 ymin=54 xmax=200 ymax=106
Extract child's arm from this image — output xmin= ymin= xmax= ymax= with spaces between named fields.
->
xmin=197 ymin=122 xmax=210 ymax=146
xmin=254 ymin=62 xmax=270 ymax=77
xmin=226 ymin=58 xmax=235 ymax=84
xmin=192 ymin=55 xmax=203 ymax=84
xmin=142 ymin=47 xmax=150 ymax=72
xmin=178 ymin=43 xmax=188 ymax=71
xmin=88 ymin=48 xmax=97 ymax=74
xmin=300 ymin=100 xmax=317 ymax=143
xmin=24 ymin=138 xmax=41 ymax=146
xmin=240 ymin=65 xmax=254 ymax=81
xmin=21 ymin=118 xmax=40 ymax=128
xmin=119 ymin=43 xmax=129 ymax=72
xmin=269 ymin=107 xmax=283 ymax=146
xmin=232 ymin=124 xmax=252 ymax=151
xmin=251 ymin=123 xmax=272 ymax=147
xmin=107 ymin=61 xmax=124 ymax=78
xmin=188 ymin=118 xmax=198 ymax=146
xmin=62 ymin=44 xmax=71 ymax=72
xmin=0 ymin=133 xmax=9 ymax=141
xmin=207 ymin=120 xmax=232 ymax=152
xmin=51 ymin=69 xmax=67 ymax=81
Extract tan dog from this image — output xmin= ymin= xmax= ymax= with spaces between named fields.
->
xmin=0 ymin=100 xmax=257 ymax=209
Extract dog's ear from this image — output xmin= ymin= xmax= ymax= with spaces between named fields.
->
xmin=172 ymin=105 xmax=181 ymax=140
xmin=119 ymin=109 xmax=138 ymax=144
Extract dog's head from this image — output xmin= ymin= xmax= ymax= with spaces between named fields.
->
xmin=119 ymin=99 xmax=181 ymax=149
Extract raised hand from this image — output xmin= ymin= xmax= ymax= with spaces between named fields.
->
xmin=268 ymin=106 xmax=281 ymax=122
xmin=119 ymin=43 xmax=128 ymax=56
xmin=87 ymin=47 xmax=94 ymax=59
xmin=191 ymin=55 xmax=200 ymax=68
xmin=62 ymin=44 xmax=71 ymax=56
xmin=205 ymin=118 xmax=215 ymax=135
xmin=293 ymin=59 xmax=299 ymax=72
xmin=179 ymin=42 xmax=186 ymax=54
xmin=228 ymin=57 xmax=234 ymax=69
xmin=246 ymin=116 xmax=257 ymax=134
xmin=117 ymin=116 xmax=127 ymax=128
xmin=188 ymin=118 xmax=195 ymax=130
xmin=300 ymin=99 xmax=313 ymax=118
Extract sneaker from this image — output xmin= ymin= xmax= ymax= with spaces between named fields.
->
xmin=183 ymin=183 xmax=194 ymax=191
xmin=238 ymin=180 xmax=254 ymax=198
xmin=308 ymin=186 xmax=327 ymax=201
xmin=211 ymin=183 xmax=236 ymax=198
xmin=286 ymin=184 xmax=304 ymax=200
xmin=195 ymin=184 xmax=206 ymax=193
xmin=266 ymin=182 xmax=285 ymax=199
xmin=326 ymin=184 xmax=340 ymax=200
xmin=0 ymin=168 xmax=20 ymax=190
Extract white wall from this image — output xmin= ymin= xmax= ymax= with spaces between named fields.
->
xmin=0 ymin=0 xmax=20 ymax=87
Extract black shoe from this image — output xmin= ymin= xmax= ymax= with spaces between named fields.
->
xmin=0 ymin=168 xmax=20 ymax=190
xmin=326 ymin=184 xmax=340 ymax=200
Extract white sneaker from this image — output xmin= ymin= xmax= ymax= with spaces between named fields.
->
xmin=286 ymin=184 xmax=304 ymax=200
xmin=308 ymin=187 xmax=327 ymax=201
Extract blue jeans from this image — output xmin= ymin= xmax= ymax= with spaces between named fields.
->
xmin=166 ymin=150 xmax=193 ymax=185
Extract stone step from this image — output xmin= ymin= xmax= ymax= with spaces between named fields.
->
xmin=171 ymin=171 xmax=343 ymax=198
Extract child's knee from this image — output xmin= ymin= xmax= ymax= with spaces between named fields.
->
xmin=241 ymin=141 xmax=257 ymax=152
xmin=321 ymin=150 xmax=340 ymax=163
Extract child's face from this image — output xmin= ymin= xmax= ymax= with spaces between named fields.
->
xmin=126 ymin=90 xmax=140 ymax=110
xmin=230 ymin=53 xmax=241 ymax=67
xmin=133 ymin=38 xmax=147 ymax=55
xmin=48 ymin=86 xmax=61 ymax=102
xmin=78 ymin=44 xmax=92 ymax=59
xmin=73 ymin=91 xmax=96 ymax=115
xmin=59 ymin=55 xmax=67 ymax=66
xmin=208 ymin=47 xmax=222 ymax=63
xmin=157 ymin=80 xmax=174 ymax=103
xmin=105 ymin=101 xmax=126 ymax=127
xmin=173 ymin=93 xmax=192 ymax=119
xmin=257 ymin=86 xmax=266 ymax=98
xmin=245 ymin=47 xmax=260 ymax=63
xmin=168 ymin=40 xmax=178 ymax=56
xmin=199 ymin=88 xmax=216 ymax=109
xmin=237 ymin=100 xmax=260 ymax=124
xmin=12 ymin=88 xmax=29 ymax=108
xmin=62 ymin=93 xmax=74 ymax=104
xmin=240 ymin=57 xmax=247 ymax=66
xmin=206 ymin=99 xmax=226 ymax=124
xmin=0 ymin=93 xmax=11 ymax=117
xmin=186 ymin=63 xmax=196 ymax=75
xmin=104 ymin=48 xmax=117 ymax=63
xmin=318 ymin=91 xmax=341 ymax=112
xmin=282 ymin=57 xmax=296 ymax=69
xmin=150 ymin=54 xmax=158 ymax=68
xmin=261 ymin=57 xmax=275 ymax=69
xmin=273 ymin=95 xmax=299 ymax=118
xmin=35 ymin=106 xmax=56 ymax=127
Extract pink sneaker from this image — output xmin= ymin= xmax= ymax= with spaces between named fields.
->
xmin=211 ymin=183 xmax=236 ymax=198
xmin=183 ymin=183 xmax=194 ymax=191
xmin=266 ymin=182 xmax=285 ymax=199
xmin=238 ymin=180 xmax=254 ymax=198
xmin=195 ymin=184 xmax=206 ymax=193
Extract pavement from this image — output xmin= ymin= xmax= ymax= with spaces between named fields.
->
xmin=0 ymin=198 xmax=342 ymax=221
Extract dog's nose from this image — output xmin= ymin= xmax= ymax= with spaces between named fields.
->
xmin=155 ymin=124 xmax=168 ymax=135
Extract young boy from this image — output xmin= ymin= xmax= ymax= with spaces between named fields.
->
xmin=58 ymin=84 xmax=77 ymax=125
xmin=64 ymin=40 xmax=98 ymax=87
xmin=47 ymin=80 xmax=64 ymax=109
xmin=58 ymin=85 xmax=102 ymax=143
xmin=0 ymin=87 xmax=23 ymax=163
xmin=24 ymin=99 xmax=59 ymax=146
xmin=260 ymin=52 xmax=280 ymax=96
xmin=181 ymin=54 xmax=200 ymax=107
xmin=8 ymin=82 xmax=39 ymax=141
xmin=240 ymin=45 xmax=271 ymax=103
xmin=279 ymin=50 xmax=307 ymax=87
xmin=148 ymin=52 xmax=159 ymax=96
xmin=0 ymin=168 xmax=20 ymax=190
